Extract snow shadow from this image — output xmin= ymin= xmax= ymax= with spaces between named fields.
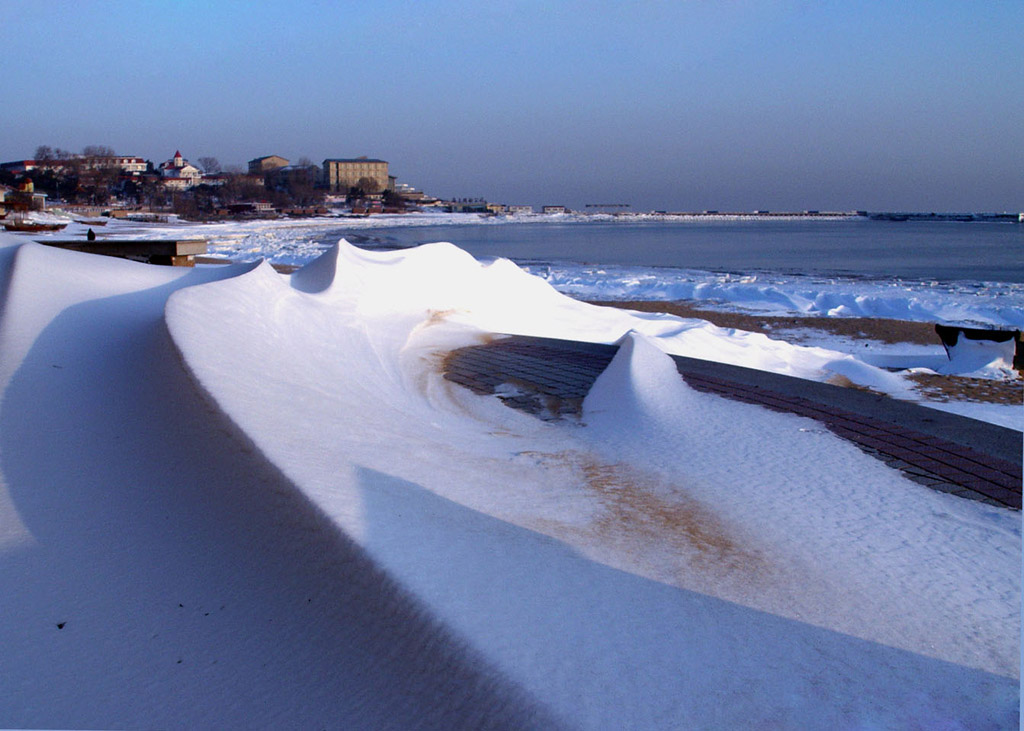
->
xmin=0 ymin=263 xmax=553 ymax=729
xmin=354 ymin=465 xmax=1019 ymax=729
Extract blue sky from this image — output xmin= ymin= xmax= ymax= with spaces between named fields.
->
xmin=3 ymin=1 xmax=1022 ymax=211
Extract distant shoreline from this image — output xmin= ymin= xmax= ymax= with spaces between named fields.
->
xmin=47 ymin=205 xmax=1023 ymax=227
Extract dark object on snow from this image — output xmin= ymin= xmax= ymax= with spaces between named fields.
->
xmin=87 ymin=228 xmax=96 ymax=241
xmin=934 ymin=323 xmax=1023 ymax=369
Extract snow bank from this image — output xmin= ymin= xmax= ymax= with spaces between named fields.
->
xmin=0 ymin=238 xmax=550 ymax=728
xmin=1 ymin=234 xmax=1018 ymax=727
xmin=162 ymin=240 xmax=1019 ymax=727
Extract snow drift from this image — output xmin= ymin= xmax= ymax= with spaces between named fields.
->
xmin=0 ymin=235 xmax=1019 ymax=728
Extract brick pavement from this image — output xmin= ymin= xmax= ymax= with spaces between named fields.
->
xmin=444 ymin=335 xmax=1022 ymax=510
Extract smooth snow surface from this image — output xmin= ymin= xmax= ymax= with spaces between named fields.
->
xmin=1 ymin=235 xmax=1019 ymax=728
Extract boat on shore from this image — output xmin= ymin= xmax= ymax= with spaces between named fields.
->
xmin=3 ymin=220 xmax=68 ymax=232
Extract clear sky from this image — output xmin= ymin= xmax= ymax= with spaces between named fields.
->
xmin=3 ymin=0 xmax=1022 ymax=212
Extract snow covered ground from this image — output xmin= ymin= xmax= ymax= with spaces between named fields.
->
xmin=49 ymin=211 xmax=1019 ymax=428
xmin=0 ymin=232 xmax=1018 ymax=728
xmin=530 ymin=261 xmax=1024 ymax=329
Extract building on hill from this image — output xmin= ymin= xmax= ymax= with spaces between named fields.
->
xmin=110 ymin=156 xmax=147 ymax=175
xmin=79 ymin=155 xmax=147 ymax=175
xmin=249 ymin=155 xmax=290 ymax=175
xmin=200 ymin=173 xmax=228 ymax=187
xmin=2 ymin=156 xmax=145 ymax=176
xmin=323 ymin=157 xmax=389 ymax=194
xmin=158 ymin=150 xmax=203 ymax=189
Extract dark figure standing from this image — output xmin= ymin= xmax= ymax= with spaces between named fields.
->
xmin=87 ymin=228 xmax=96 ymax=241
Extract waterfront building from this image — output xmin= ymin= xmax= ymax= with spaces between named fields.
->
xmin=508 ymin=205 xmax=533 ymax=214
xmin=223 ymin=201 xmax=276 ymax=216
xmin=323 ymin=157 xmax=389 ymax=194
xmin=542 ymin=205 xmax=568 ymax=214
xmin=447 ymin=199 xmax=489 ymax=213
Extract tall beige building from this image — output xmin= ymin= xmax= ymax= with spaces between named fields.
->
xmin=323 ymin=157 xmax=389 ymax=193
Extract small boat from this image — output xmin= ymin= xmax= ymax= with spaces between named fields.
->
xmin=3 ymin=220 xmax=69 ymax=232
xmin=74 ymin=218 xmax=108 ymax=226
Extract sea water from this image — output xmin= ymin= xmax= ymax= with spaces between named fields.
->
xmin=199 ymin=215 xmax=1023 ymax=325
xmin=327 ymin=218 xmax=1024 ymax=283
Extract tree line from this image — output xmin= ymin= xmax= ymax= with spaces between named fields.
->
xmin=1 ymin=145 xmax=333 ymax=218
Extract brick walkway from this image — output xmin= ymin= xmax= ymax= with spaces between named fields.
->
xmin=444 ymin=335 xmax=1022 ymax=510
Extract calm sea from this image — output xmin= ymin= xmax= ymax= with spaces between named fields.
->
xmin=327 ymin=218 xmax=1024 ymax=284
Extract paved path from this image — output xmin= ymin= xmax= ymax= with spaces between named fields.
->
xmin=444 ymin=335 xmax=1022 ymax=510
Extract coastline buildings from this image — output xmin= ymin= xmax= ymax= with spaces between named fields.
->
xmin=323 ymin=157 xmax=389 ymax=194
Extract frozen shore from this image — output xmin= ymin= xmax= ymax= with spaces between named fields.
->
xmin=0 ymin=234 xmax=1018 ymax=727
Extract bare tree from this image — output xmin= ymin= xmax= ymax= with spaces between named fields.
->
xmin=34 ymin=145 xmax=54 ymax=160
xmin=198 ymin=156 xmax=221 ymax=174
xmin=357 ymin=176 xmax=380 ymax=194
xmin=82 ymin=145 xmax=116 ymax=157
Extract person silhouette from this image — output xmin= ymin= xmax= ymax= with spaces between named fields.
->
xmin=87 ymin=228 xmax=96 ymax=241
